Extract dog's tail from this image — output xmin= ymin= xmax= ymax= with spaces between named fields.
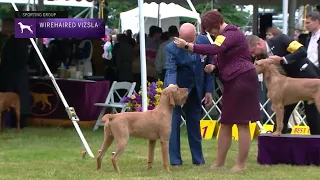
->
xmin=100 ymin=114 xmax=114 ymax=123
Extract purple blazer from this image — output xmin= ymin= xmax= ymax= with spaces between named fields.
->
xmin=193 ymin=24 xmax=254 ymax=81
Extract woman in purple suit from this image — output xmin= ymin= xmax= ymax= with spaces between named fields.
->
xmin=174 ymin=10 xmax=260 ymax=171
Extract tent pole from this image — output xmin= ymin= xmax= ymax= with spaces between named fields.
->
xmin=252 ymin=4 xmax=259 ymax=35
xmin=37 ymin=0 xmax=44 ymax=76
xmin=27 ymin=0 xmax=30 ymax=11
xmin=10 ymin=2 xmax=95 ymax=158
xmin=282 ymin=0 xmax=289 ymax=34
xmin=157 ymin=3 xmax=160 ymax=27
xmin=90 ymin=2 xmax=94 ymax=18
xmin=138 ymin=0 xmax=148 ymax=112
xmin=288 ymin=0 xmax=296 ymax=37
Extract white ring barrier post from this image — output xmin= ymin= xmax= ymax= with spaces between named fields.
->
xmin=10 ymin=2 xmax=94 ymax=158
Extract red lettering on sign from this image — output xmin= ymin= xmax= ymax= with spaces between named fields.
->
xmin=202 ymin=126 xmax=208 ymax=138
xmin=293 ymin=127 xmax=309 ymax=134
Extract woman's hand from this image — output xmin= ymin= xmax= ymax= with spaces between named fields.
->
xmin=204 ymin=64 xmax=216 ymax=73
xmin=173 ymin=37 xmax=187 ymax=48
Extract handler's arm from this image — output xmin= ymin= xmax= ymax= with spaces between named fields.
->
xmin=164 ymin=45 xmax=177 ymax=87
xmin=204 ymin=55 xmax=215 ymax=93
xmin=279 ymin=34 xmax=307 ymax=64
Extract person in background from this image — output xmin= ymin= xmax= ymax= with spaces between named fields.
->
xmin=146 ymin=26 xmax=162 ymax=82
xmin=126 ymin=29 xmax=136 ymax=47
xmin=155 ymin=26 xmax=179 ymax=81
xmin=174 ymin=11 xmax=260 ymax=171
xmin=132 ymin=33 xmax=142 ymax=91
xmin=266 ymin=27 xmax=282 ymax=40
xmin=146 ymin=26 xmax=162 ymax=51
xmin=294 ymin=29 xmax=301 ymax=40
xmin=114 ymin=34 xmax=134 ymax=82
xmin=131 ymin=33 xmax=148 ymax=92
xmin=102 ymin=35 xmax=113 ymax=61
xmin=305 ymin=11 xmax=320 ymax=68
xmin=0 ymin=18 xmax=30 ymax=129
xmin=111 ymin=35 xmax=117 ymax=44
xmin=160 ymin=32 xmax=169 ymax=43
xmin=73 ymin=38 xmax=93 ymax=76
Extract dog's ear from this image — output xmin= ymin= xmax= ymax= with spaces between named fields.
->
xmin=163 ymin=91 xmax=176 ymax=106
xmin=255 ymin=61 xmax=261 ymax=66
xmin=169 ymin=92 xmax=175 ymax=106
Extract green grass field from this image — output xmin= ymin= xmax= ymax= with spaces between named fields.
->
xmin=0 ymin=127 xmax=319 ymax=180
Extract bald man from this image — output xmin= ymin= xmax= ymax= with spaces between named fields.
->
xmin=164 ymin=23 xmax=214 ymax=167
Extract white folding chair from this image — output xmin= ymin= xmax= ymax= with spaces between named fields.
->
xmin=93 ymin=81 xmax=136 ymax=131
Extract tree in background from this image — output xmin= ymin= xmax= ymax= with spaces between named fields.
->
xmin=105 ymin=2 xmax=138 ymax=29
xmin=0 ymin=5 xmax=14 ymax=18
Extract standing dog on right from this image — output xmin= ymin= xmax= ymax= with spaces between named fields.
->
xmin=255 ymin=60 xmax=320 ymax=136
xmin=247 ymin=34 xmax=320 ymax=135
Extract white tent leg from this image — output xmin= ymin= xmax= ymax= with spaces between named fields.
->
xmin=282 ymin=0 xmax=289 ymax=34
xmin=10 ymin=2 xmax=95 ymax=158
xmin=90 ymin=4 xmax=94 ymax=18
xmin=27 ymin=0 xmax=30 ymax=11
xmin=138 ymin=0 xmax=148 ymax=112
xmin=185 ymin=0 xmax=266 ymax=133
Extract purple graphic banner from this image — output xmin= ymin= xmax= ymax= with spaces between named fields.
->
xmin=15 ymin=18 xmax=105 ymax=38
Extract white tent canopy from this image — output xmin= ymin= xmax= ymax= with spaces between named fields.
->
xmin=120 ymin=2 xmax=200 ymax=34
xmin=0 ymin=0 xmax=93 ymax=7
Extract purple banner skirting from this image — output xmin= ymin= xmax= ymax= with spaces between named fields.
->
xmin=258 ymin=134 xmax=320 ymax=166
xmin=29 ymin=78 xmax=110 ymax=121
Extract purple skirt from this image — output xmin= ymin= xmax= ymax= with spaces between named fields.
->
xmin=220 ymin=69 xmax=260 ymax=125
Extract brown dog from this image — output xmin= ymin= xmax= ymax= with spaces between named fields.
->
xmin=0 ymin=92 xmax=20 ymax=132
xmin=96 ymin=85 xmax=188 ymax=173
xmin=255 ymin=60 xmax=320 ymax=136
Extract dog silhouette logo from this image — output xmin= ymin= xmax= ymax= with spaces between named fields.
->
xmin=31 ymin=92 xmax=54 ymax=110
xmin=17 ymin=22 xmax=33 ymax=34
xmin=29 ymin=82 xmax=60 ymax=117
xmin=14 ymin=18 xmax=36 ymax=38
